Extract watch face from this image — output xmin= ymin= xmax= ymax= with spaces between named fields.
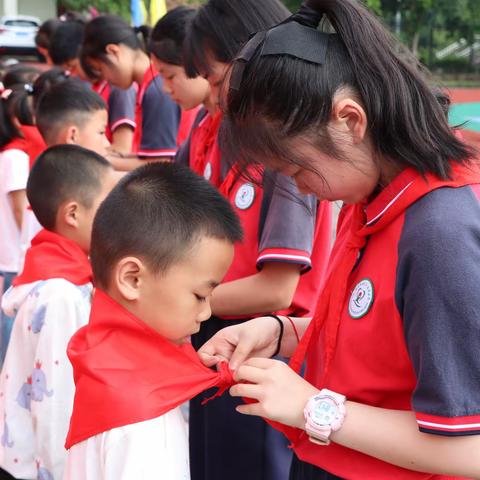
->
xmin=312 ymin=398 xmax=339 ymax=427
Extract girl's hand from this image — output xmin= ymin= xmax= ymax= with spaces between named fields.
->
xmin=198 ymin=316 xmax=282 ymax=370
xmin=230 ymin=358 xmax=319 ymax=429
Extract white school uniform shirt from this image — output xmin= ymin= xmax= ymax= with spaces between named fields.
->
xmin=64 ymin=408 xmax=190 ymax=480
xmin=0 ymin=279 xmax=93 ymax=480
xmin=0 ymin=149 xmax=29 ymax=272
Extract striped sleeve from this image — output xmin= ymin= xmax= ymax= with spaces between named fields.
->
xmin=139 ymin=77 xmax=180 ymax=157
xmin=396 ymin=186 xmax=480 ymax=437
xmin=257 ymin=172 xmax=317 ymax=272
xmin=108 ymin=85 xmax=137 ymax=132
xmin=416 ymin=413 xmax=480 ymax=436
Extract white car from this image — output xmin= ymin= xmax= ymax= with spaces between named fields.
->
xmin=0 ymin=15 xmax=40 ymax=55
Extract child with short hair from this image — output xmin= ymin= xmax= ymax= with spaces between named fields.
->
xmin=0 ymin=145 xmax=117 ymax=480
xmin=35 ymin=79 xmax=110 ymax=156
xmin=64 ymin=162 xmax=242 ymax=479
xmin=18 ymin=78 xmax=111 ymax=267
xmin=148 ymin=7 xmax=210 ymax=148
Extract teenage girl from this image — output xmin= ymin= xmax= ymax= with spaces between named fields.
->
xmin=199 ymin=1 xmax=480 ymax=479
xmin=183 ymin=2 xmax=333 ymax=480
xmin=148 ymin=7 xmax=211 ymax=149
xmin=148 ymin=6 xmax=220 ymax=185
xmin=81 ymin=15 xmax=180 ymax=171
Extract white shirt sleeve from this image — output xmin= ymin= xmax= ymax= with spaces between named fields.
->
xmin=1 ymin=149 xmax=29 ymax=193
xmin=31 ymin=284 xmax=92 ymax=479
xmin=64 ymin=410 xmax=190 ymax=480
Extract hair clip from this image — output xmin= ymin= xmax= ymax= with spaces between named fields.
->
xmin=230 ymin=21 xmax=330 ymax=92
xmin=1 ymin=89 xmax=13 ymax=100
xmin=24 ymin=83 xmax=34 ymax=94
xmin=64 ymin=70 xmax=72 ymax=78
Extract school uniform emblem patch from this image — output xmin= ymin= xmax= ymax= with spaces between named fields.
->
xmin=348 ymin=279 xmax=374 ymax=319
xmin=235 ymin=183 xmax=255 ymax=210
xmin=204 ymin=162 xmax=212 ymax=181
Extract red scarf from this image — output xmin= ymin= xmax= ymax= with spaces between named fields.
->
xmin=65 ymin=289 xmax=235 ymax=449
xmin=13 ymin=230 xmax=92 ymax=287
xmin=273 ymin=163 xmax=480 ymax=446
xmin=190 ymin=110 xmax=222 ymax=177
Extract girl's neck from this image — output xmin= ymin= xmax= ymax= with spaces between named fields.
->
xmin=132 ymin=51 xmax=151 ymax=85
xmin=204 ymin=96 xmax=217 ymax=116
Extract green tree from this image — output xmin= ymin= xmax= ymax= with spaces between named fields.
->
xmin=58 ymin=0 xmax=130 ymax=18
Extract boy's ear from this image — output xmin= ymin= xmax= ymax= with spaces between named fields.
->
xmin=64 ymin=125 xmax=79 ymax=145
xmin=59 ymin=201 xmax=80 ymax=229
xmin=115 ymin=257 xmax=145 ymax=301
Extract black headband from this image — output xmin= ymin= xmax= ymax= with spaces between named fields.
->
xmin=230 ymin=21 xmax=331 ymax=91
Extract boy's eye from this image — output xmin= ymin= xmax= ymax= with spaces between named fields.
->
xmin=167 ymin=75 xmax=175 ymax=80
xmin=194 ymin=294 xmax=207 ymax=302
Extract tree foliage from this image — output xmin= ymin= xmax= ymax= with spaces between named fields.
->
xmin=58 ymin=0 xmax=480 ymax=66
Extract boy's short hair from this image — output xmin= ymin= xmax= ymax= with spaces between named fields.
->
xmin=27 ymin=145 xmax=112 ymax=231
xmin=35 ymin=79 xmax=106 ymax=145
xmin=91 ymin=163 xmax=243 ymax=289
xmin=48 ymin=19 xmax=86 ymax=66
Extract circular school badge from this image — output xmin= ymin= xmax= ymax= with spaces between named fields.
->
xmin=235 ymin=183 xmax=256 ymax=210
xmin=204 ymin=162 xmax=212 ymax=181
xmin=348 ymin=279 xmax=374 ymax=319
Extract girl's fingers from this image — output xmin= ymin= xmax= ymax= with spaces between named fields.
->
xmin=233 ymin=364 xmax=268 ymax=384
xmin=235 ymin=402 xmax=264 ymax=417
xmin=241 ymin=357 xmax=279 ymax=369
xmin=228 ymin=338 xmax=257 ymax=370
xmin=197 ymin=351 xmax=220 ymax=367
xmin=229 ymin=383 xmax=263 ymax=400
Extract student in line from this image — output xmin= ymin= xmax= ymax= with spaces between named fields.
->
xmin=183 ymin=2 xmax=333 ymax=479
xmin=0 ymin=145 xmax=117 ymax=480
xmin=200 ymin=1 xmax=480 ymax=479
xmin=81 ymin=15 xmax=180 ymax=171
xmin=64 ymin=163 xmax=242 ymax=479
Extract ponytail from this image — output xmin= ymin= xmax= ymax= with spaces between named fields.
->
xmin=223 ymin=0 xmax=473 ymax=180
xmin=0 ymin=86 xmax=31 ymax=149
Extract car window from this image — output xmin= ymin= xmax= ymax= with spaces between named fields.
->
xmin=4 ymin=20 xmax=38 ymax=27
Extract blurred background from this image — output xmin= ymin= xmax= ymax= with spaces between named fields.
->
xmin=1 ymin=0 xmax=478 ymax=139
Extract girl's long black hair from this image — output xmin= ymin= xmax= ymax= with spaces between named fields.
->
xmin=222 ymin=0 xmax=473 ymax=180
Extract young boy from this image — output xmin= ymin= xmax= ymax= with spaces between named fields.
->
xmin=0 ymin=145 xmax=117 ymax=480
xmin=64 ymin=163 xmax=242 ymax=479
xmin=35 ymin=79 xmax=110 ymax=156
xmin=18 ymin=78 xmax=111 ymax=271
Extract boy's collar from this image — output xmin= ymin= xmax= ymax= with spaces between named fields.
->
xmin=13 ymin=229 xmax=92 ymax=287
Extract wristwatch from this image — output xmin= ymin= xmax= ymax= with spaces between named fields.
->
xmin=304 ymin=389 xmax=346 ymax=445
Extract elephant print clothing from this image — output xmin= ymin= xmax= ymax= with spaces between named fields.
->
xmin=0 ymin=279 xmax=93 ymax=480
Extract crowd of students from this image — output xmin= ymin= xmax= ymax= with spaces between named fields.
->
xmin=0 ymin=0 xmax=478 ymax=479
